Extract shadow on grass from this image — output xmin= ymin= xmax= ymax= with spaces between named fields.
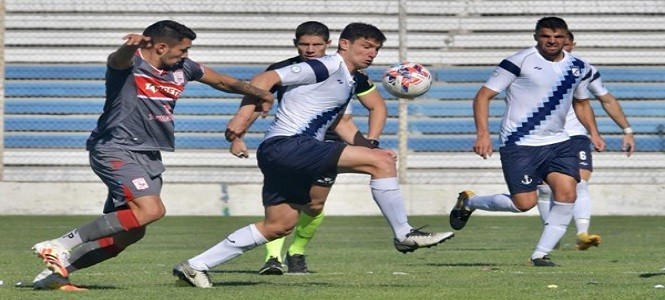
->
xmin=427 ymin=262 xmax=502 ymax=267
xmin=639 ymin=272 xmax=665 ymax=278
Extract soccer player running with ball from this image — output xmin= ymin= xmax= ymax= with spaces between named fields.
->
xmin=173 ymin=22 xmax=453 ymax=288
xmin=449 ymin=16 xmax=604 ymax=267
xmin=230 ymin=21 xmax=388 ymax=275
xmin=30 ymin=20 xmax=273 ymax=290
xmin=536 ymin=31 xmax=636 ymax=250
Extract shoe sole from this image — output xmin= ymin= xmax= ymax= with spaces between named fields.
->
xmin=258 ymin=267 xmax=284 ymax=275
xmin=396 ymin=232 xmax=455 ymax=254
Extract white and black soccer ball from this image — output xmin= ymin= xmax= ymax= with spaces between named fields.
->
xmin=381 ymin=62 xmax=432 ymax=99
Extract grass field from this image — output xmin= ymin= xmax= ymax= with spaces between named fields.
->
xmin=1 ymin=215 xmax=664 ymax=299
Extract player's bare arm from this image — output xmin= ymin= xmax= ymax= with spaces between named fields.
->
xmin=107 ymin=34 xmax=151 ymax=69
xmin=225 ymin=71 xmax=280 ymax=141
xmin=472 ymin=86 xmax=498 ymax=159
xmin=199 ymin=67 xmax=274 ymax=104
xmin=573 ymin=98 xmax=606 ymax=152
xmin=596 ymin=93 xmax=636 ymax=156
xmin=357 ymin=89 xmax=387 ymax=140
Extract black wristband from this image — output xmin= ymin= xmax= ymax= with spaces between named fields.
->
xmin=353 ymin=131 xmax=378 ymax=149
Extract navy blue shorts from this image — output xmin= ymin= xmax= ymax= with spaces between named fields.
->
xmin=499 ymin=139 xmax=580 ymax=195
xmin=570 ymin=135 xmax=593 ymax=171
xmin=257 ymin=135 xmax=346 ymax=206
xmin=89 ymin=147 xmax=164 ymax=213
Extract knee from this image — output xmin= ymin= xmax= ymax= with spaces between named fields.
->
xmin=369 ymin=153 xmax=396 ymax=177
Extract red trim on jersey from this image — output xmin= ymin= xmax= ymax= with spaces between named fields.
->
xmin=135 ymin=75 xmax=184 ymax=100
xmin=122 ymin=184 xmax=134 ymax=201
xmin=116 ymin=209 xmax=141 ymax=231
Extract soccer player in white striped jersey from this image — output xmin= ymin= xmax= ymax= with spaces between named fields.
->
xmin=449 ymin=17 xmax=605 ymax=267
xmin=537 ymin=31 xmax=636 ymax=250
xmin=173 ymin=22 xmax=454 ymax=288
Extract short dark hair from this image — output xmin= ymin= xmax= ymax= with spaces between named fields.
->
xmin=567 ymin=31 xmax=575 ymax=41
xmin=339 ymin=22 xmax=386 ymax=45
xmin=143 ymin=20 xmax=196 ymax=44
xmin=295 ymin=21 xmax=329 ymax=41
xmin=535 ymin=16 xmax=568 ymax=33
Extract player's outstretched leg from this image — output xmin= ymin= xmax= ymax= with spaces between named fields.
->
xmin=449 ymin=190 xmax=476 ymax=230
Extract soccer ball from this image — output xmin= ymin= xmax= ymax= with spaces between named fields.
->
xmin=381 ymin=62 xmax=432 ymax=99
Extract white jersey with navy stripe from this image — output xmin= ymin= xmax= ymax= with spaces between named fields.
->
xmin=484 ymin=46 xmax=593 ymax=146
xmin=565 ymin=64 xmax=609 ymax=137
xmin=265 ymin=53 xmax=355 ymax=141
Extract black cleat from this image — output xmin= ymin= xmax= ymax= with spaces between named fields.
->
xmin=258 ymin=256 xmax=284 ymax=275
xmin=531 ymin=255 xmax=557 ymax=267
xmin=449 ymin=190 xmax=476 ymax=230
xmin=286 ymin=253 xmax=309 ymax=273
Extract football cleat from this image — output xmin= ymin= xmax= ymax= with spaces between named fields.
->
xmin=531 ymin=255 xmax=557 ymax=267
xmin=32 ymin=240 xmax=71 ymax=278
xmin=33 ymin=268 xmax=87 ymax=291
xmin=576 ymin=232 xmax=602 ymax=250
xmin=285 ymin=253 xmax=308 ymax=274
xmin=394 ymin=227 xmax=454 ymax=253
xmin=449 ymin=190 xmax=476 ymax=230
xmin=258 ymin=256 xmax=284 ymax=275
xmin=173 ymin=261 xmax=212 ymax=288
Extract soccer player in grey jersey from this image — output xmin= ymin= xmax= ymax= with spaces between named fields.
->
xmin=31 ymin=20 xmax=273 ymax=290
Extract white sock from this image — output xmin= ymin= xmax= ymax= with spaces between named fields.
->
xmin=370 ymin=177 xmax=412 ymax=241
xmin=536 ymin=184 xmax=552 ymax=223
xmin=188 ymin=224 xmax=267 ymax=271
xmin=573 ymin=180 xmax=591 ymax=234
xmin=466 ymin=193 xmax=520 ymax=212
xmin=532 ymin=201 xmax=574 ymax=258
xmin=56 ymin=229 xmax=84 ymax=250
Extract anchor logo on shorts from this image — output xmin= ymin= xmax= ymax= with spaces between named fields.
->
xmin=521 ymin=175 xmax=533 ymax=185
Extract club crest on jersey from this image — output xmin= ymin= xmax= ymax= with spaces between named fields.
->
xmin=132 ymin=177 xmax=149 ymax=190
xmin=290 ymin=65 xmax=302 ymax=73
xmin=571 ymin=67 xmax=581 ymax=77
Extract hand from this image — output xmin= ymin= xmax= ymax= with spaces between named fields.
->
xmin=589 ymin=134 xmax=606 ymax=152
xmin=473 ymin=135 xmax=493 ymax=159
xmin=230 ymin=138 xmax=249 ymax=158
xmin=622 ymin=134 xmax=636 ymax=157
xmin=122 ymin=34 xmax=151 ymax=47
xmin=259 ymin=93 xmax=275 ymax=118
xmin=225 ymin=113 xmax=250 ymax=142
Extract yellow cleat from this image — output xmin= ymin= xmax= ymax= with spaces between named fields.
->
xmin=576 ymin=232 xmax=602 ymax=250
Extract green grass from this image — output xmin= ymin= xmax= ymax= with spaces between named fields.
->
xmin=1 ymin=215 xmax=665 ymax=299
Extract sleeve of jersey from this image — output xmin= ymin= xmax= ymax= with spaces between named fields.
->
xmin=354 ymin=72 xmax=376 ymax=97
xmin=483 ymin=59 xmax=519 ymax=93
xmin=573 ymin=64 xmax=593 ymax=100
xmin=182 ymin=58 xmax=205 ymax=81
xmin=587 ymin=66 xmax=609 ymax=97
xmin=343 ymin=101 xmax=353 ymax=115
xmin=274 ymin=59 xmax=335 ymax=86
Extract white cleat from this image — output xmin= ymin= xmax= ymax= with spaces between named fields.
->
xmin=173 ymin=261 xmax=213 ymax=288
xmin=32 ymin=240 xmax=71 ymax=278
xmin=394 ymin=227 xmax=455 ymax=253
xmin=33 ymin=268 xmax=86 ymax=291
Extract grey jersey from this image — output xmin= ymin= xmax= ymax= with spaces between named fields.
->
xmin=87 ymin=51 xmax=204 ymax=151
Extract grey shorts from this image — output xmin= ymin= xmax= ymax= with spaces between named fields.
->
xmin=89 ymin=147 xmax=164 ymax=213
